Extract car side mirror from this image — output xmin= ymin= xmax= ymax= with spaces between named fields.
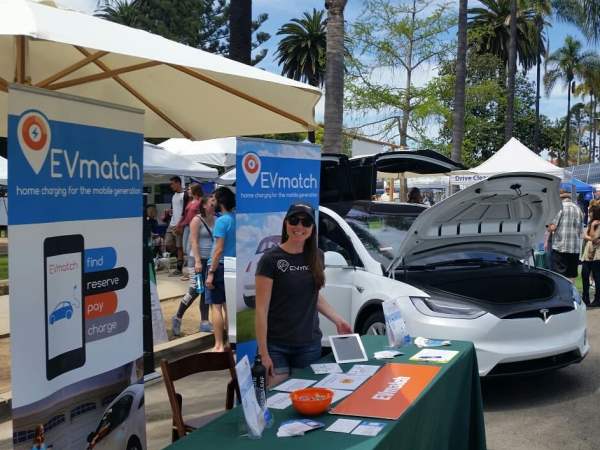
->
xmin=324 ymin=251 xmax=349 ymax=267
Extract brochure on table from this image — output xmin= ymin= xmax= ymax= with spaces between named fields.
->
xmin=409 ymin=349 xmax=459 ymax=363
xmin=235 ymin=355 xmax=266 ymax=438
xmin=382 ymin=299 xmax=410 ymax=348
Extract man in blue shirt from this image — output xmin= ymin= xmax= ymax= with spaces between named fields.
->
xmin=206 ymin=187 xmax=236 ymax=352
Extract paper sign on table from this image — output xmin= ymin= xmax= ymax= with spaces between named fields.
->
xmin=330 ymin=363 xmax=441 ymax=420
xmin=346 ymin=365 xmax=381 ymax=376
xmin=311 ymin=363 xmax=343 ymax=374
xmin=267 ymin=392 xmax=292 ymax=410
xmin=313 ymin=373 xmax=370 ymax=391
xmin=235 ymin=355 xmax=266 ymax=438
xmin=330 ymin=389 xmax=353 ymax=404
xmin=272 ymin=378 xmax=316 ymax=392
xmin=409 ymin=349 xmax=459 ymax=363
xmin=326 ymin=418 xmax=362 ymax=433
xmin=382 ymin=299 xmax=410 ymax=348
xmin=352 ymin=421 xmax=387 ymax=436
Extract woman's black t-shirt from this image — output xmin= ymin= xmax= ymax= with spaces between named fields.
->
xmin=255 ymin=246 xmax=324 ymax=347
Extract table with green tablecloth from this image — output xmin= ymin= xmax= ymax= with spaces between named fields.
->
xmin=163 ymin=335 xmax=486 ymax=450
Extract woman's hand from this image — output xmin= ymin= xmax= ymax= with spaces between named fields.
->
xmin=335 ymin=318 xmax=353 ymax=335
xmin=262 ymin=352 xmax=275 ymax=378
xmin=543 ymin=243 xmax=548 ymax=251
xmin=206 ymin=272 xmax=214 ymax=289
xmin=194 ymin=261 xmax=202 ymax=274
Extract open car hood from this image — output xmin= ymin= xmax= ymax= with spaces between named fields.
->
xmin=390 ymin=173 xmax=563 ymax=269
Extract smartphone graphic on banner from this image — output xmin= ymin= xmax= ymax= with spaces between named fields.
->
xmin=44 ymin=235 xmax=86 ymax=380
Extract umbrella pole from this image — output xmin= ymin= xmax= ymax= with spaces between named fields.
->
xmin=15 ymin=36 xmax=29 ymax=85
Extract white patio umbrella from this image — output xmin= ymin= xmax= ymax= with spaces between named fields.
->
xmin=0 ymin=0 xmax=322 ymax=139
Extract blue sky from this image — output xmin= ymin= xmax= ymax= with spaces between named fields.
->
xmin=61 ymin=0 xmax=597 ymax=141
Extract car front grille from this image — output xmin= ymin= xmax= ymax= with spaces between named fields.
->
xmin=503 ymin=306 xmax=574 ymax=320
xmin=486 ymin=350 xmax=585 ymax=377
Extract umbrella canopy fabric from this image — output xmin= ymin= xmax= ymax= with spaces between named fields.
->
xmin=161 ymin=137 xmax=237 ymax=168
xmin=214 ymin=167 xmax=236 ymax=186
xmin=0 ymin=0 xmax=322 ymax=139
xmin=143 ymin=141 xmax=218 ymax=184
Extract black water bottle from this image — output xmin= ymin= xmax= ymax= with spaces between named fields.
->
xmin=251 ymin=354 xmax=268 ymax=404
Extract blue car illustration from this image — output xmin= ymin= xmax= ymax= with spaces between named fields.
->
xmin=49 ymin=301 xmax=73 ymax=325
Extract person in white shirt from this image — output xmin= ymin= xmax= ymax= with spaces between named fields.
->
xmin=164 ymin=176 xmax=189 ymax=277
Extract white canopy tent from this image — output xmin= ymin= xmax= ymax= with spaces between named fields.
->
xmin=143 ymin=142 xmax=218 ymax=184
xmin=0 ymin=155 xmax=6 ymax=184
xmin=160 ymin=137 xmax=237 ymax=169
xmin=450 ymin=138 xmax=572 ymax=185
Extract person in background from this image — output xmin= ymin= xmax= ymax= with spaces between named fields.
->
xmin=146 ymin=204 xmax=163 ymax=257
xmin=180 ymin=184 xmax=204 ymax=281
xmin=32 ymin=424 xmax=52 ymax=450
xmin=422 ymin=190 xmax=431 ymax=206
xmin=164 ymin=176 xmax=189 ymax=277
xmin=547 ymin=189 xmax=584 ymax=283
xmin=581 ymin=205 xmax=600 ymax=305
xmin=205 ymin=187 xmax=236 ymax=352
xmin=172 ymin=195 xmax=216 ymax=335
xmin=407 ymin=187 xmax=423 ymax=204
xmin=380 ymin=184 xmax=391 ymax=201
xmin=255 ymin=201 xmax=353 ymax=386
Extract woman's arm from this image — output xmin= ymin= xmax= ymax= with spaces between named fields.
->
xmin=189 ymin=216 xmax=202 ymax=273
xmin=317 ymin=294 xmax=353 ymax=334
xmin=205 ymin=237 xmax=224 ymax=289
xmin=255 ymin=275 xmax=274 ymax=376
xmin=543 ymin=230 xmax=551 ymax=251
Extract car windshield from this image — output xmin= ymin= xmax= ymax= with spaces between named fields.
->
xmin=344 ymin=209 xmax=417 ymax=266
xmin=256 ymin=236 xmax=280 ymax=254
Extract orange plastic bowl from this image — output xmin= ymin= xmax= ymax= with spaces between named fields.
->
xmin=289 ymin=388 xmax=334 ymax=416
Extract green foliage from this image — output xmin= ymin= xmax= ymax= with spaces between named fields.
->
xmin=424 ymin=52 xmax=557 ymax=166
xmin=95 ymin=0 xmax=270 ymax=64
xmin=345 ymin=0 xmax=457 ymax=147
xmin=275 ymin=8 xmax=327 ymax=87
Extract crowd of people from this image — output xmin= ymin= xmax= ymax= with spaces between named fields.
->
xmin=543 ymin=188 xmax=600 ymax=307
xmin=373 ymin=185 xmax=436 ymax=205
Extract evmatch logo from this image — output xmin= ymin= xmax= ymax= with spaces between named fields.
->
xmin=242 ymin=152 xmax=261 ymax=187
xmin=17 ymin=110 xmax=51 ymax=175
xmin=277 ymin=260 xmax=289 ymax=272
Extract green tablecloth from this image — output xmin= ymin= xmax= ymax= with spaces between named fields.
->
xmin=163 ymin=336 xmax=486 ymax=450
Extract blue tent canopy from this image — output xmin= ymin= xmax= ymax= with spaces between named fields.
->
xmin=559 ymin=177 xmax=596 ymax=194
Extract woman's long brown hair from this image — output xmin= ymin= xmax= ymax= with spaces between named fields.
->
xmin=33 ymin=424 xmax=43 ymax=448
xmin=281 ymin=217 xmax=325 ymax=291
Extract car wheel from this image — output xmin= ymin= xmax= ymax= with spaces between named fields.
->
xmin=127 ymin=436 xmax=142 ymax=450
xmin=361 ymin=311 xmax=387 ymax=336
xmin=243 ymin=295 xmax=256 ymax=308
xmin=49 ymin=315 xmax=55 ymax=325
xmin=66 ymin=310 xmax=72 ymax=319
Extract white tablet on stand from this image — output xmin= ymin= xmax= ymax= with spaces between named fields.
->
xmin=328 ymin=334 xmax=369 ymax=364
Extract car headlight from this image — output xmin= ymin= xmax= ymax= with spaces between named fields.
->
xmin=571 ymin=284 xmax=582 ymax=305
xmin=410 ymin=297 xmax=486 ymax=319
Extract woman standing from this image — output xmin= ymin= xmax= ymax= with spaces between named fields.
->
xmin=582 ymin=205 xmax=600 ymax=306
xmin=205 ymin=187 xmax=237 ymax=352
xmin=255 ymin=201 xmax=352 ymax=386
xmin=180 ymin=184 xmax=204 ymax=281
xmin=172 ymin=195 xmax=216 ymax=336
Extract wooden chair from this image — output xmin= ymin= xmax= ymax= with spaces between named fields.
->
xmin=160 ymin=349 xmax=242 ymax=442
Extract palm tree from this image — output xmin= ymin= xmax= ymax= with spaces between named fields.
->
xmin=529 ymin=0 xmax=552 ymax=153
xmin=451 ymin=0 xmax=468 ymax=174
xmin=95 ymin=0 xmax=142 ymax=27
xmin=229 ymin=0 xmax=252 ymax=65
xmin=324 ymin=0 xmax=348 ymax=154
xmin=553 ymin=0 xmax=600 ymax=43
xmin=275 ymin=9 xmax=327 ymax=143
xmin=468 ymin=0 xmax=539 ymax=72
xmin=544 ymin=36 xmax=594 ymax=165
xmin=575 ymin=56 xmax=600 ymax=161
xmin=505 ymin=0 xmax=517 ymax=142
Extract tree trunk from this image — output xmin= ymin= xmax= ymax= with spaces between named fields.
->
xmin=229 ymin=0 xmax=252 ymax=65
xmin=534 ymin=20 xmax=542 ymax=153
xmin=451 ymin=0 xmax=468 ymax=171
xmin=505 ymin=0 xmax=517 ymax=143
xmin=324 ymin=0 xmax=348 ymax=154
xmin=565 ymin=82 xmax=572 ymax=166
